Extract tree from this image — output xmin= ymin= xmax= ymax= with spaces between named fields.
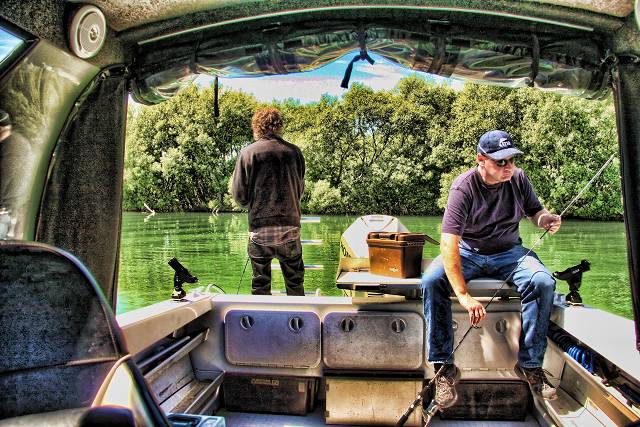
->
xmin=124 ymin=85 xmax=255 ymax=211
xmin=124 ymin=77 xmax=620 ymax=219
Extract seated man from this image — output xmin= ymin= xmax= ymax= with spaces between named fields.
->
xmin=421 ymin=130 xmax=561 ymax=407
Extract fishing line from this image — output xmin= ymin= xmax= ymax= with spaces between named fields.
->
xmin=235 ymin=256 xmax=250 ymax=294
xmin=396 ymin=153 xmax=616 ymax=427
xmin=557 ymin=154 xmax=616 ymax=217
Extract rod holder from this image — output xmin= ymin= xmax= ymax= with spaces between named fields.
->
xmin=553 ymin=259 xmax=590 ymax=306
xmin=168 ymin=257 xmax=198 ymax=300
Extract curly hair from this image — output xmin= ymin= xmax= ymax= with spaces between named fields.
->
xmin=252 ymin=107 xmax=284 ymax=140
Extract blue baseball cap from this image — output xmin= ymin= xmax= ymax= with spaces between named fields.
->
xmin=477 ymin=130 xmax=523 ymax=160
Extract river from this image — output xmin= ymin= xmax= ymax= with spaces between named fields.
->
xmin=117 ymin=212 xmax=632 ymax=319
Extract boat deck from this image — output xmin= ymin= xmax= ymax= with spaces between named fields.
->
xmin=218 ymin=405 xmax=541 ymax=427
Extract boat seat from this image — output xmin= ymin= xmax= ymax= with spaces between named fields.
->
xmin=0 ymin=241 xmax=170 ymax=426
xmin=462 ymin=277 xmax=520 ymax=298
xmin=336 ymin=273 xmax=519 ymax=299
xmin=0 ymin=406 xmax=134 ymax=427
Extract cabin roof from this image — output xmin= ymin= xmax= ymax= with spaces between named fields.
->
xmin=86 ymin=0 xmax=635 ymax=33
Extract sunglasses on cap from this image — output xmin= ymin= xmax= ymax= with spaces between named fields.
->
xmin=490 ymin=157 xmax=516 ymax=167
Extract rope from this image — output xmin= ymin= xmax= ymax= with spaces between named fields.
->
xmin=549 ymin=329 xmax=597 ymax=373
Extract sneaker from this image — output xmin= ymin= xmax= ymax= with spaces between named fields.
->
xmin=515 ymin=364 xmax=557 ymax=400
xmin=433 ymin=364 xmax=460 ymax=408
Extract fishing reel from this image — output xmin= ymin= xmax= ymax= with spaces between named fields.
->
xmin=553 ymin=259 xmax=590 ymax=306
xmin=168 ymin=257 xmax=198 ymax=300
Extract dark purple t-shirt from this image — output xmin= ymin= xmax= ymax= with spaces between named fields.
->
xmin=441 ymin=167 xmax=543 ymax=254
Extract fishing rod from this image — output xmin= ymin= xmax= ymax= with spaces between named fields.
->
xmin=235 ymin=256 xmax=250 ymax=294
xmin=396 ymin=153 xmax=616 ymax=427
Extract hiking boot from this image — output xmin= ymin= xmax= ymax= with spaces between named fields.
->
xmin=515 ymin=364 xmax=557 ymax=400
xmin=433 ymin=364 xmax=460 ymax=408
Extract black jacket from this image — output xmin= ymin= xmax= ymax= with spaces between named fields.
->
xmin=231 ymin=135 xmax=305 ymax=231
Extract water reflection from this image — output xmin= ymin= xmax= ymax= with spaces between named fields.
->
xmin=117 ymin=213 xmax=630 ymax=319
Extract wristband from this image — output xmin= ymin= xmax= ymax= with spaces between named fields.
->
xmin=537 ymin=213 xmax=548 ymax=228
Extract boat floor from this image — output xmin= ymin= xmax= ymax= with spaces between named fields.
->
xmin=218 ymin=405 xmax=540 ymax=426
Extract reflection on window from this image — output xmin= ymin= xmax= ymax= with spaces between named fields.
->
xmin=0 ymin=27 xmax=24 ymax=67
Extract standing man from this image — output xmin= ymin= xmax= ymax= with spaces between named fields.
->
xmin=422 ymin=130 xmax=561 ymax=408
xmin=232 ymin=107 xmax=306 ymax=296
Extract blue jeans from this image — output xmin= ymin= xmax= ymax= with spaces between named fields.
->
xmin=421 ymin=244 xmax=555 ymax=368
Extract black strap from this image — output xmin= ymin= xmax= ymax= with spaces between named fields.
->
xmin=189 ymin=32 xmax=203 ymax=74
xmin=341 ymin=30 xmax=375 ymax=88
xmin=214 ymin=75 xmax=219 ymax=118
xmin=529 ymin=34 xmax=540 ymax=87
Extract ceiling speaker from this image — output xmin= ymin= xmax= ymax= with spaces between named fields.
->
xmin=68 ymin=4 xmax=107 ymax=59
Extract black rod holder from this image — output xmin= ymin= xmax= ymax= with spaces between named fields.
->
xmin=553 ymin=259 xmax=590 ymax=306
xmin=168 ymin=257 xmax=198 ymax=300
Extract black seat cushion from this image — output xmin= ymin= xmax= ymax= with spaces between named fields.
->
xmin=0 ymin=242 xmax=125 ymax=418
xmin=0 ymin=406 xmax=135 ymax=427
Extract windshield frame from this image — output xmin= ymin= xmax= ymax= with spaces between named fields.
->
xmin=0 ymin=18 xmax=37 ymax=80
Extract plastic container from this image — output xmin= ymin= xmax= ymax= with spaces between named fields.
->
xmin=366 ymin=232 xmax=426 ymax=278
xmin=440 ymin=380 xmax=529 ymax=420
xmin=325 ymin=377 xmax=423 ymax=426
xmin=223 ymin=374 xmax=317 ymax=415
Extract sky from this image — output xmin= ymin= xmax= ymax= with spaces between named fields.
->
xmin=196 ymin=50 xmax=463 ymax=104
xmin=0 ymin=28 xmax=23 ymax=66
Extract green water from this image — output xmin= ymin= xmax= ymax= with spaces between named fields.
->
xmin=116 ymin=213 xmax=632 ymax=319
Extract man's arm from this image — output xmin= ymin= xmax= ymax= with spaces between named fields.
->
xmin=530 ymin=209 xmax=561 ymax=233
xmin=299 ymin=149 xmax=305 ymax=197
xmin=231 ymin=154 xmax=250 ymax=208
xmin=441 ymin=232 xmax=486 ymax=326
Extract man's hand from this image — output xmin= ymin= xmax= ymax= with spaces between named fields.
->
xmin=538 ymin=213 xmax=561 ymax=233
xmin=458 ymin=293 xmax=486 ymax=327
xmin=441 ymin=233 xmax=486 ymax=327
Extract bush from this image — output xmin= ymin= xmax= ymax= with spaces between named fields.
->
xmin=307 ymin=180 xmax=345 ymax=214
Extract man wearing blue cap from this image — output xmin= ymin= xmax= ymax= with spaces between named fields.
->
xmin=422 ymin=130 xmax=561 ymax=408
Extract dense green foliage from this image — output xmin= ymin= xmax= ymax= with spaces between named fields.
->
xmin=124 ymin=77 xmax=621 ymax=219
xmin=125 ymin=86 xmax=255 ymax=212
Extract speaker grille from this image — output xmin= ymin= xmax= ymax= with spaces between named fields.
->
xmin=69 ymin=5 xmax=106 ymax=59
